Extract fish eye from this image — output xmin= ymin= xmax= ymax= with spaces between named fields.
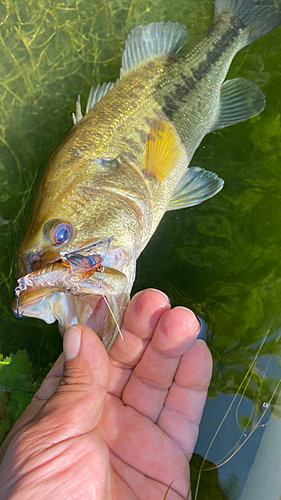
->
xmin=43 ymin=219 xmax=73 ymax=246
xmin=52 ymin=224 xmax=72 ymax=245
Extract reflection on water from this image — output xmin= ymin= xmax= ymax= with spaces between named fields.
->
xmin=1 ymin=0 xmax=281 ymax=498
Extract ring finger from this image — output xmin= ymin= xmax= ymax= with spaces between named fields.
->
xmin=121 ymin=306 xmax=200 ymax=421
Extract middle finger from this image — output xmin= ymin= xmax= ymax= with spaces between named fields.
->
xmin=121 ymin=306 xmax=200 ymax=421
xmin=108 ymin=288 xmax=170 ymax=396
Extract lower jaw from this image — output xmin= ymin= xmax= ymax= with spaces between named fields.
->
xmin=69 ymin=293 xmax=118 ymax=347
xmin=15 ymin=289 xmax=128 ymax=351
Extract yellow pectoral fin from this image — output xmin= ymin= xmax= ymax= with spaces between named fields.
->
xmin=145 ymin=119 xmax=185 ymax=183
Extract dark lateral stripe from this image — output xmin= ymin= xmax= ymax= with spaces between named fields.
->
xmin=163 ymin=17 xmax=245 ymax=119
xmin=122 ymin=136 xmax=142 ymax=153
xmin=136 ymin=128 xmax=149 ymax=144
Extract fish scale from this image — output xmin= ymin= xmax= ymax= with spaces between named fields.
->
xmin=159 ymin=22 xmax=248 ymax=148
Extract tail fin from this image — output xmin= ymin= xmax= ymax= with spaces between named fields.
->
xmin=214 ymin=0 xmax=281 ymax=45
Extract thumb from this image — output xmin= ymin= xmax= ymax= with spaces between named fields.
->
xmin=33 ymin=325 xmax=111 ymax=439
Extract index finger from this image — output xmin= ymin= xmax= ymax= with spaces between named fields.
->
xmin=109 ymin=288 xmax=170 ymax=368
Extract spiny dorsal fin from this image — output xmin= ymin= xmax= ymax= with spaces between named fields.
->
xmin=86 ymin=81 xmax=117 ymax=113
xmin=210 ymin=78 xmax=265 ymax=132
xmin=72 ymin=95 xmax=83 ymax=125
xmin=72 ymin=82 xmax=117 ymax=124
xmin=145 ymin=119 xmax=185 ymax=183
xmin=120 ymin=22 xmax=188 ymax=79
xmin=167 ymin=166 xmax=224 ymax=210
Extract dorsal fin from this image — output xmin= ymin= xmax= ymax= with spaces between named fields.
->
xmin=72 ymin=82 xmax=118 ymax=124
xmin=86 ymin=81 xmax=117 ymax=113
xmin=72 ymin=95 xmax=83 ymax=125
xmin=72 ymin=22 xmax=188 ymax=123
xmin=120 ymin=22 xmax=188 ymax=79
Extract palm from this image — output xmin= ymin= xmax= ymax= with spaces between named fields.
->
xmin=100 ymin=393 xmax=190 ymax=500
xmin=97 ymin=290 xmax=211 ymax=499
xmin=0 ymin=290 xmax=212 ymax=500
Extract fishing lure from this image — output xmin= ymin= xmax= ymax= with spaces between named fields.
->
xmin=15 ymin=236 xmax=114 ymax=316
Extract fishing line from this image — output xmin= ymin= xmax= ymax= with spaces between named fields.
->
xmin=235 ymin=355 xmax=273 ymax=432
xmin=193 ymin=329 xmax=271 ymax=500
xmin=15 ymin=282 xmax=27 ymax=316
xmin=205 ymin=378 xmax=281 ymax=471
xmin=98 ymin=267 xmax=124 ymax=342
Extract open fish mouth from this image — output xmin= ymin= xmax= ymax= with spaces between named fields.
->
xmin=13 ymin=237 xmax=129 ymax=350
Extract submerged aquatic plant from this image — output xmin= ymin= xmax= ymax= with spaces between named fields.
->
xmin=0 ymin=350 xmax=35 ymax=442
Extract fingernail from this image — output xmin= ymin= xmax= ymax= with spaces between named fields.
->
xmin=64 ymin=326 xmax=82 ymax=361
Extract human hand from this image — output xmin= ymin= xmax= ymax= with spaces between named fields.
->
xmin=0 ymin=289 xmax=212 ymax=499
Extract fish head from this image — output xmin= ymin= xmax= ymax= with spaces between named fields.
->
xmin=14 ymin=158 xmax=142 ymax=350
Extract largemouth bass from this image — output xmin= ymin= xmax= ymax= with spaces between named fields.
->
xmin=14 ymin=0 xmax=281 ymax=350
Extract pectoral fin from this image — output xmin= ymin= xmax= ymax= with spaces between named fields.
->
xmin=167 ymin=166 xmax=224 ymax=211
xmin=211 ymin=78 xmax=265 ymax=131
xmin=145 ymin=119 xmax=185 ymax=183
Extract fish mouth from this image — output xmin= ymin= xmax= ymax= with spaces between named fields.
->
xmin=13 ymin=239 xmax=130 ymax=350
xmin=13 ymin=282 xmax=128 ymax=351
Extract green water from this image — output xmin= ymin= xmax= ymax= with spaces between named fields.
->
xmin=1 ymin=0 xmax=281 ymax=498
